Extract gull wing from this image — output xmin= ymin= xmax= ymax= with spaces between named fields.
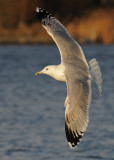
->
xmin=64 ymin=64 xmax=92 ymax=148
xmin=36 ymin=7 xmax=88 ymax=66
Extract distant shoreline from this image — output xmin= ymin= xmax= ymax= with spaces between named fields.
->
xmin=0 ymin=37 xmax=108 ymax=45
xmin=0 ymin=37 xmax=54 ymax=45
xmin=0 ymin=8 xmax=114 ymax=45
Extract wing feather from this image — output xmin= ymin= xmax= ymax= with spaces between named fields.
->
xmin=36 ymin=7 xmax=67 ymax=36
xmin=36 ymin=7 xmax=88 ymax=65
xmin=64 ymin=66 xmax=91 ymax=148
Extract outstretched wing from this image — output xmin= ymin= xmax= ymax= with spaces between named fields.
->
xmin=64 ymin=64 xmax=92 ymax=148
xmin=36 ymin=7 xmax=67 ymax=34
xmin=36 ymin=7 xmax=88 ymax=66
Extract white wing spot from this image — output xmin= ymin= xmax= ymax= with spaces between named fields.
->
xmin=36 ymin=7 xmax=39 ymax=13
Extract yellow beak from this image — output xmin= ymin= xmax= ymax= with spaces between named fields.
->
xmin=35 ymin=71 xmax=42 ymax=75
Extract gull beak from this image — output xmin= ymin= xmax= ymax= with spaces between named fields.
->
xmin=35 ymin=71 xmax=42 ymax=75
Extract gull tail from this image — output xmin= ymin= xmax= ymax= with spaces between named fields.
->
xmin=89 ymin=58 xmax=102 ymax=100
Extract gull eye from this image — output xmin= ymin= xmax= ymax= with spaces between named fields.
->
xmin=46 ymin=68 xmax=48 ymax=71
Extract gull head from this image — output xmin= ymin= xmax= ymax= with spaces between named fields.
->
xmin=35 ymin=65 xmax=56 ymax=77
xmin=35 ymin=64 xmax=66 ymax=82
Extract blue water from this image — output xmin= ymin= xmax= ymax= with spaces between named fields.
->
xmin=0 ymin=45 xmax=114 ymax=160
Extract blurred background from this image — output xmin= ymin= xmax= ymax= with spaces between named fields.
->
xmin=0 ymin=0 xmax=114 ymax=44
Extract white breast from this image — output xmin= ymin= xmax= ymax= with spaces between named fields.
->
xmin=51 ymin=64 xmax=66 ymax=82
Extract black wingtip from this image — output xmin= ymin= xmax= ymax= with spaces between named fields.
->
xmin=36 ymin=7 xmax=45 ymax=23
xmin=65 ymin=122 xmax=83 ymax=148
xmin=36 ymin=7 xmax=55 ymax=24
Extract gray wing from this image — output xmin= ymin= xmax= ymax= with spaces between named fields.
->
xmin=64 ymin=63 xmax=92 ymax=148
xmin=36 ymin=7 xmax=88 ymax=66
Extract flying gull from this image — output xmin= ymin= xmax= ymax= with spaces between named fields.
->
xmin=35 ymin=7 xmax=102 ymax=148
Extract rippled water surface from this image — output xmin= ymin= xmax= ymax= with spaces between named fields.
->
xmin=0 ymin=45 xmax=114 ymax=160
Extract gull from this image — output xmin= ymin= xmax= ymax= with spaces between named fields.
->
xmin=35 ymin=7 xmax=102 ymax=148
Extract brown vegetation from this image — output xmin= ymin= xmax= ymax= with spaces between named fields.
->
xmin=0 ymin=0 xmax=114 ymax=44
xmin=67 ymin=8 xmax=114 ymax=44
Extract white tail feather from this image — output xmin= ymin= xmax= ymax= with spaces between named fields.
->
xmin=89 ymin=58 xmax=102 ymax=100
